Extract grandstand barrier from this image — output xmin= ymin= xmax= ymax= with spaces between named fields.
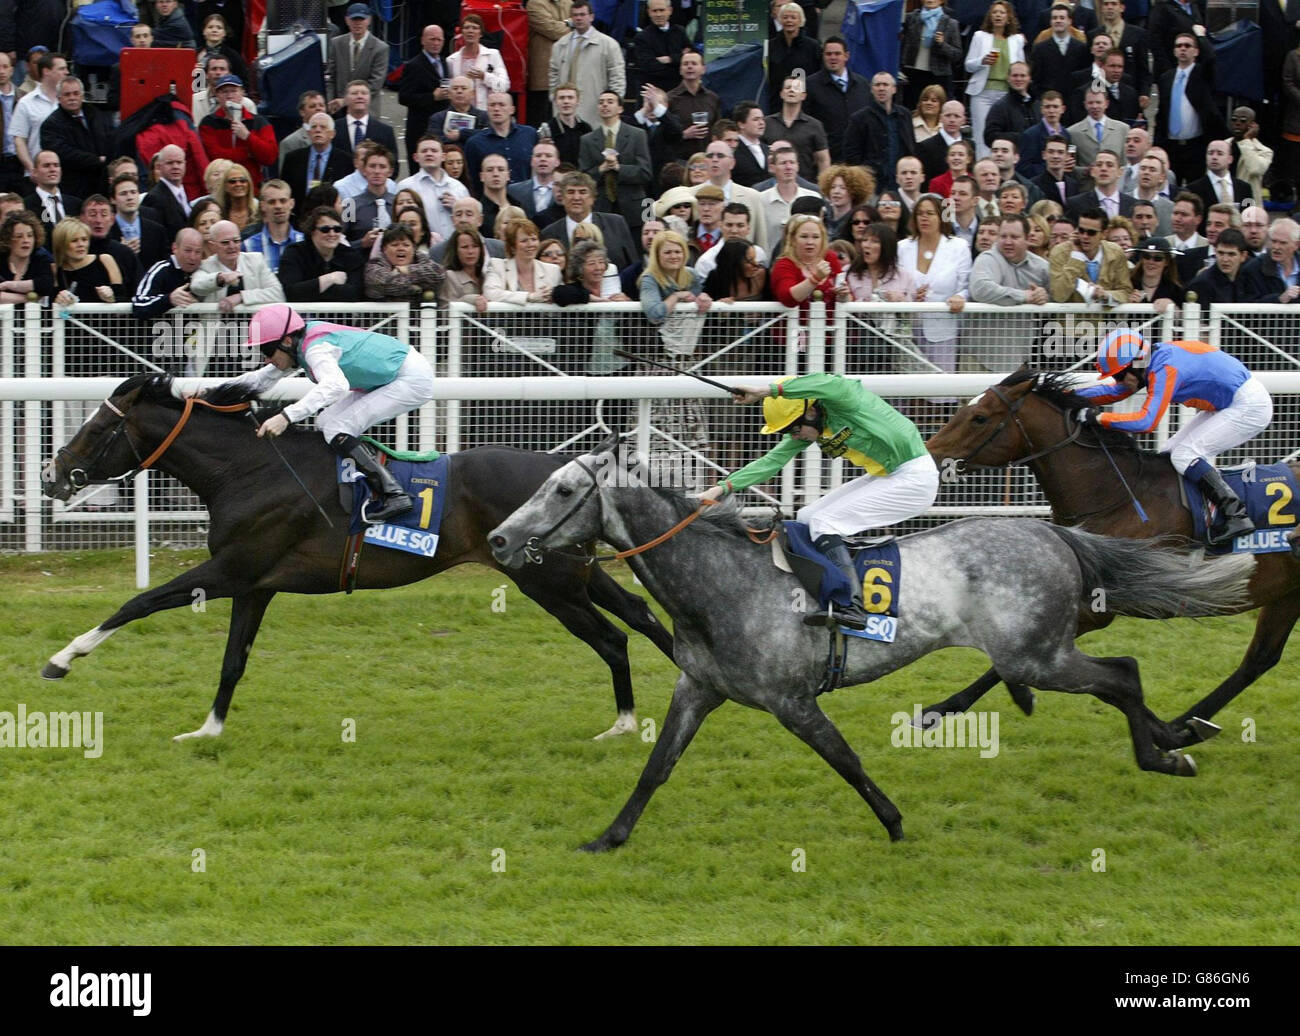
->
xmin=2 ymin=300 xmax=1299 ymax=585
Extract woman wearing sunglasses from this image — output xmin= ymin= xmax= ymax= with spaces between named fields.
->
xmin=198 ymin=300 xmax=436 ymax=524
xmin=277 ymin=205 xmax=365 ymax=302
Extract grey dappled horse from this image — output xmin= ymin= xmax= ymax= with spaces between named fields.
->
xmin=489 ymin=443 xmax=1255 ymax=848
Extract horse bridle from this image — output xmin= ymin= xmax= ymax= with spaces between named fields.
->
xmin=521 ymin=457 xmax=713 ymax=566
xmin=956 ymin=383 xmax=1083 ymax=472
xmin=52 ymin=398 xmax=148 ymax=490
xmin=956 ymin=382 xmax=1147 ymax=524
xmin=50 ymin=393 xmax=251 ymax=491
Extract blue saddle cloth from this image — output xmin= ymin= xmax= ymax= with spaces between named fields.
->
xmin=1184 ymin=463 xmax=1299 ymax=555
xmin=339 ymin=454 xmax=451 ymax=559
xmin=782 ymin=520 xmax=902 ymax=619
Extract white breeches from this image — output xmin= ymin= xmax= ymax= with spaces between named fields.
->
xmin=315 ymin=349 xmax=436 ymax=442
xmin=797 ymin=453 xmax=940 ymax=539
xmin=1163 ymin=377 xmax=1273 ymax=474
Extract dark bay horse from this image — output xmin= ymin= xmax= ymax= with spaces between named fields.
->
xmin=926 ymin=369 xmax=1300 ymax=748
xmin=40 ymin=374 xmax=674 ymax=741
xmin=489 ymin=441 xmax=1253 ymax=848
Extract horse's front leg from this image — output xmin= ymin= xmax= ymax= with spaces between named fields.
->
xmin=174 ymin=589 xmax=277 ymax=741
xmin=42 ymin=557 xmax=243 ymax=680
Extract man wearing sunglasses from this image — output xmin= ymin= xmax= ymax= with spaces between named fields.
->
xmin=1048 ymin=208 xmax=1130 ymax=303
xmin=200 ymin=301 xmax=436 ymax=523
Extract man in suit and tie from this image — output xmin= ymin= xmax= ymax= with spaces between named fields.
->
xmin=1163 ymin=190 xmax=1210 ymax=283
xmin=328 ymin=5 xmax=390 ymax=121
xmin=803 ymin=36 xmax=871 ymax=163
xmin=1154 ymin=32 xmax=1226 ymax=185
xmin=1031 ymin=133 xmax=1081 ymax=205
xmin=690 ymin=137 xmax=767 ymax=250
xmin=1127 ymin=154 xmax=1175 ymax=235
xmin=108 ymin=173 xmax=169 ymax=271
xmin=539 ymin=170 xmax=638 ymax=269
xmin=23 ymin=151 xmax=80 ymax=232
xmin=334 ymin=81 xmax=400 ymax=158
xmin=342 ymin=145 xmax=397 ymax=249
xmin=35 ymin=77 xmax=111 ymax=201
xmin=1017 ymin=92 xmax=1070 ymax=180
xmin=1089 ymin=0 xmax=1153 ymax=101
xmin=1030 ymin=5 xmax=1090 ymax=100
xmin=281 ymin=113 xmax=354 ymax=210
xmin=1071 ymin=48 xmax=1140 ymax=124
xmin=731 ymin=102 xmax=769 ymax=188
xmin=1067 ymin=87 xmax=1128 ymax=187
xmin=916 ymin=101 xmax=968 ymax=185
xmin=141 ymin=144 xmax=192 ymax=240
xmin=1185 ymin=139 xmax=1251 ymax=224
xmin=1065 ymin=150 xmax=1134 ymax=221
xmin=278 ymin=91 xmax=328 ymax=166
xmin=506 ymin=139 xmax=565 ymax=229
xmin=398 ymin=24 xmax=451 ymax=165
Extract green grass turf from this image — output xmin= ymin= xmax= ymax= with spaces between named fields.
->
xmin=1 ymin=549 xmax=1296 ymax=945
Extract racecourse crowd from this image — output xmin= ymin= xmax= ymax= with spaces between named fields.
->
xmin=3 ymin=0 xmax=1300 ymax=382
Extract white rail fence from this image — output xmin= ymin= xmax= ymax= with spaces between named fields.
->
xmin=2 ymin=300 xmax=1299 ymax=587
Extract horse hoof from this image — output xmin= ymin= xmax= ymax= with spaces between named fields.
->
xmin=1184 ymin=717 xmax=1222 ymax=744
xmin=579 ymin=836 xmax=619 ymax=853
xmin=592 ymin=713 xmax=637 ymax=741
xmin=40 ymin=662 xmax=68 ymax=680
xmin=1011 ymin=687 xmax=1035 ymax=716
xmin=1172 ymin=752 xmax=1197 ymax=777
xmin=887 ymin=821 xmax=905 ymax=842
xmin=173 ymin=713 xmax=224 ymax=742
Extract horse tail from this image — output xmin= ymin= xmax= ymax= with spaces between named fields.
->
xmin=1047 ymin=525 xmax=1256 ymax=619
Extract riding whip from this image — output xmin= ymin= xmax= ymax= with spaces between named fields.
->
xmin=247 ymin=411 xmax=335 ymax=528
xmin=1095 ymin=435 xmax=1149 ymax=523
xmin=611 ymin=349 xmax=744 ymax=395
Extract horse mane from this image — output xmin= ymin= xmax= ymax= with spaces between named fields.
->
xmin=113 ymin=372 xmax=178 ymax=405
xmin=654 ymin=488 xmax=760 ymax=542
xmin=1004 ymin=369 xmax=1147 ymax=453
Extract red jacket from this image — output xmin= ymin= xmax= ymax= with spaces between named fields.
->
xmin=771 ymin=252 xmax=843 ymax=321
xmin=136 ymin=106 xmax=210 ymax=199
xmin=198 ymin=112 xmax=279 ymax=188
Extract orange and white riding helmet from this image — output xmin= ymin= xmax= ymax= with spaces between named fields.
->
xmin=1096 ymin=327 xmax=1150 ymax=379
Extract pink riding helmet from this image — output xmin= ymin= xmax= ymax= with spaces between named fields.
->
xmin=246 ymin=303 xmax=306 ymax=357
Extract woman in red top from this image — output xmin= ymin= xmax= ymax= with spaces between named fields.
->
xmin=771 ymin=215 xmax=851 ymax=327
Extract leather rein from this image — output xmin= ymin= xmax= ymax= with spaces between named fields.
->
xmin=57 ymin=394 xmax=251 ymax=489
xmin=524 ymin=457 xmax=775 ymax=566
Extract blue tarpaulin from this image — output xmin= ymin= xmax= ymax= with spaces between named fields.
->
xmin=594 ymin=0 xmax=639 ymax=42
xmin=69 ymin=0 xmax=137 ymax=68
xmin=841 ymin=0 xmax=905 ymax=82
xmin=704 ymin=43 xmax=765 ymax=116
xmin=1211 ymin=20 xmax=1264 ymax=101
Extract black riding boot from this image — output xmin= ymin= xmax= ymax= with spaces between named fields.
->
xmin=1197 ymin=467 xmax=1254 ymax=545
xmin=804 ymin=533 xmax=871 ymax=631
xmin=330 ymin=433 xmax=412 ymax=524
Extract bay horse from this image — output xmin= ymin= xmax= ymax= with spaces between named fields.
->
xmin=488 ymin=440 xmax=1253 ymax=848
xmin=40 ymin=374 xmax=674 ymax=741
xmin=925 ymin=369 xmax=1300 ymax=749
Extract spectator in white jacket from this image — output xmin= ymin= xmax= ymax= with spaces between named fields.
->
xmin=191 ymin=220 xmax=286 ymax=312
xmin=448 ymin=13 xmax=511 ymax=111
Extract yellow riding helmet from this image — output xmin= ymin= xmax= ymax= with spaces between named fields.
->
xmin=761 ymin=394 xmax=816 ymax=434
